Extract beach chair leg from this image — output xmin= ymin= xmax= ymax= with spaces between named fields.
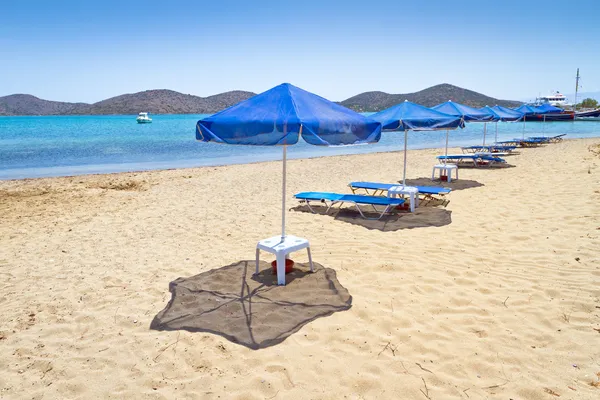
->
xmin=306 ymin=247 xmax=314 ymax=272
xmin=355 ymin=204 xmax=379 ymax=220
xmin=255 ymin=247 xmax=260 ymax=275
xmin=304 ymin=200 xmax=317 ymax=213
xmin=326 ymin=201 xmax=338 ymax=213
xmin=379 ymin=205 xmax=392 ymax=220
xmin=354 ymin=204 xmax=367 ymax=219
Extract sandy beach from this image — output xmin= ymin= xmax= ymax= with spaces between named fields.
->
xmin=1 ymin=138 xmax=600 ymax=399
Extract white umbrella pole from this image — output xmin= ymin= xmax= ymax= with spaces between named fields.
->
xmin=482 ymin=122 xmax=487 ymax=145
xmin=495 ymin=122 xmax=498 ymax=143
xmin=402 ymin=129 xmax=408 ymax=186
xmin=281 ymin=144 xmax=287 ymax=240
xmin=444 ymin=129 xmax=449 ymax=165
xmin=522 ymin=117 xmax=526 ymax=139
xmin=543 ymin=115 xmax=546 ymax=137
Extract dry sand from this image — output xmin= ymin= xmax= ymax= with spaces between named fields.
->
xmin=1 ymin=138 xmax=600 ymax=399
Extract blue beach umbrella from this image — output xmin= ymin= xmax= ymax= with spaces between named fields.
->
xmin=515 ymin=104 xmax=545 ymax=139
xmin=483 ymin=106 xmax=523 ymax=143
xmin=515 ymin=104 xmax=541 ymax=115
xmin=489 ymin=105 xmax=524 ymax=121
xmin=532 ymin=103 xmax=565 ymax=136
xmin=370 ymin=100 xmax=464 ymax=184
xmin=536 ymin=103 xmax=563 ymax=113
xmin=433 ymin=101 xmax=497 ymax=146
xmin=433 ymin=100 xmax=496 ymax=122
xmin=196 ymin=83 xmax=381 ymax=242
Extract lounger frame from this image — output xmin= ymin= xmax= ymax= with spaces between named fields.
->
xmin=436 ymin=155 xmax=506 ymax=168
xmin=295 ymin=193 xmax=404 ymax=220
xmin=461 ymin=145 xmax=516 ymax=154
xmin=348 ymin=182 xmax=450 ymax=204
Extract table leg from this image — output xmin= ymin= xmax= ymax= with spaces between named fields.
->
xmin=255 ymin=247 xmax=260 ymax=275
xmin=410 ymin=193 xmax=415 ymax=212
xmin=307 ymin=247 xmax=314 ymax=272
xmin=276 ymin=253 xmax=287 ymax=285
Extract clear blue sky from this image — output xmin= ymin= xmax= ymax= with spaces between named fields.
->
xmin=1 ymin=0 xmax=598 ymax=103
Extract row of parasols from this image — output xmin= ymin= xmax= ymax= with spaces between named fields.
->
xmin=195 ymin=83 xmax=551 ymax=242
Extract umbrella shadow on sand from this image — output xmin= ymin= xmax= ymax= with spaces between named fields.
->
xmin=150 ymin=260 xmax=352 ymax=350
xmin=403 ymin=177 xmax=485 ymax=191
xmin=291 ymin=204 xmax=452 ymax=231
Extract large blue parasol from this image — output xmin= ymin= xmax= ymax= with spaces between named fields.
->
xmin=514 ymin=104 xmax=545 ymax=139
xmin=483 ymin=105 xmax=523 ymax=143
xmin=197 ymin=83 xmax=381 ymax=242
xmin=370 ymin=100 xmax=464 ymax=184
xmin=434 ymin=101 xmax=497 ymax=146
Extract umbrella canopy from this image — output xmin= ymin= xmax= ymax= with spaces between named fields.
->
xmin=370 ymin=100 xmax=464 ymax=185
xmin=432 ymin=100 xmax=496 ymax=122
xmin=371 ymin=100 xmax=465 ymax=131
xmin=196 ymin=83 xmax=382 ymax=248
xmin=488 ymin=105 xmax=524 ymax=121
xmin=514 ymin=104 xmax=545 ymax=139
xmin=486 ymin=105 xmax=524 ymax=143
xmin=536 ymin=103 xmax=564 ymax=114
xmin=197 ymin=83 xmax=381 ymax=146
xmin=514 ymin=104 xmax=542 ymax=115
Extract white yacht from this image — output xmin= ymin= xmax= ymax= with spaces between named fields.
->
xmin=136 ymin=112 xmax=152 ymax=123
xmin=536 ymin=91 xmax=568 ymax=106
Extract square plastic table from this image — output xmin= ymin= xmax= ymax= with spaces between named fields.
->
xmin=256 ymin=235 xmax=314 ymax=285
xmin=387 ymin=185 xmax=419 ymax=212
xmin=432 ymin=163 xmax=458 ymax=182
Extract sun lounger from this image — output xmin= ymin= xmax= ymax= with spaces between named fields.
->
xmin=348 ymin=181 xmax=451 ymax=202
xmin=294 ymin=191 xmax=405 ymax=220
xmin=549 ymin=134 xmax=566 ymax=143
xmin=497 ymin=139 xmax=543 ymax=148
xmin=436 ymin=154 xmax=506 ymax=167
xmin=495 ymin=140 xmax=520 ymax=147
xmin=528 ymin=134 xmax=566 ymax=143
xmin=461 ymin=145 xmax=517 ymax=154
xmin=473 ymin=152 xmax=510 ymax=157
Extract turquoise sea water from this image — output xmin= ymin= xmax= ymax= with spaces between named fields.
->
xmin=1 ymin=114 xmax=599 ymax=180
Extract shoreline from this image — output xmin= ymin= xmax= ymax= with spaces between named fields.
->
xmin=1 ymin=136 xmax=598 ymax=182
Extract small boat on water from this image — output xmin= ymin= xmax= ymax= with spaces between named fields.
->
xmin=525 ymin=112 xmax=575 ymax=121
xmin=575 ymin=109 xmax=600 ymax=120
xmin=136 ymin=112 xmax=152 ymax=123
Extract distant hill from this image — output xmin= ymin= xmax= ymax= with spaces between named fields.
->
xmin=0 ymin=84 xmax=520 ymax=115
xmin=0 ymin=90 xmax=256 ymax=116
xmin=0 ymin=94 xmax=88 ymax=116
xmin=71 ymin=89 xmax=256 ymax=115
xmin=340 ymin=84 xmax=520 ymax=112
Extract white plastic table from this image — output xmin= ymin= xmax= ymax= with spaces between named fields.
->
xmin=388 ymin=185 xmax=419 ymax=212
xmin=432 ymin=163 xmax=458 ymax=182
xmin=256 ymin=235 xmax=314 ymax=285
